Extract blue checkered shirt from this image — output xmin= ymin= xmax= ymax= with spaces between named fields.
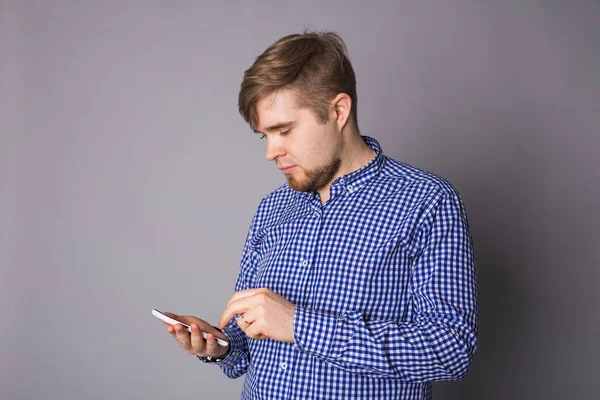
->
xmin=213 ymin=136 xmax=478 ymax=399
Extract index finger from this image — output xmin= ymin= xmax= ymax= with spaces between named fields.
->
xmin=218 ymin=295 xmax=258 ymax=329
xmin=225 ymin=289 xmax=263 ymax=307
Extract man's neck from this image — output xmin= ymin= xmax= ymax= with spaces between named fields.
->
xmin=317 ymin=133 xmax=376 ymax=204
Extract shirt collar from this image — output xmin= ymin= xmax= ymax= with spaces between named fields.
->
xmin=297 ymin=135 xmax=385 ymax=201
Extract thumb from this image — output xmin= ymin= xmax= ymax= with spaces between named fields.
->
xmin=163 ymin=312 xmax=191 ymax=324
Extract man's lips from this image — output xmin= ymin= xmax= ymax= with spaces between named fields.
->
xmin=279 ymin=165 xmax=297 ymax=174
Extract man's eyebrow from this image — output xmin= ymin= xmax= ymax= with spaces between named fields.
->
xmin=253 ymin=121 xmax=297 ymax=134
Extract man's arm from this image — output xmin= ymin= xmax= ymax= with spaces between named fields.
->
xmin=293 ymin=192 xmax=478 ymax=382
xmin=213 ymin=203 xmax=263 ymax=378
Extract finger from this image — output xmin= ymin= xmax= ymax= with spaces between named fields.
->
xmin=225 ymin=289 xmax=261 ymax=307
xmin=174 ymin=324 xmax=192 ymax=353
xmin=169 ymin=313 xmax=194 ymax=325
xmin=205 ymin=333 xmax=220 ymax=356
xmin=159 ymin=311 xmax=179 ymax=326
xmin=164 ymin=312 xmax=198 ymax=327
xmin=225 ymin=288 xmax=272 ymax=309
xmin=219 ymin=296 xmax=257 ymax=329
xmin=245 ymin=319 xmax=265 ymax=340
xmin=189 ymin=324 xmax=206 ymax=355
xmin=236 ymin=314 xmax=250 ymax=331
xmin=241 ymin=308 xmax=259 ymax=324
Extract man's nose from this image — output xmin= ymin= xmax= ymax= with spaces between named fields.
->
xmin=264 ymin=139 xmax=285 ymax=161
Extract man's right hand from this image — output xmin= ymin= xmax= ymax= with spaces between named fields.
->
xmin=161 ymin=312 xmax=230 ymax=359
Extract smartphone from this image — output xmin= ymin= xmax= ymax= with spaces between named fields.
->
xmin=152 ymin=309 xmax=229 ymax=347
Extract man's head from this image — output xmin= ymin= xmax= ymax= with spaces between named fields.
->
xmin=238 ymin=31 xmax=360 ymax=193
xmin=238 ymin=31 xmax=358 ymax=132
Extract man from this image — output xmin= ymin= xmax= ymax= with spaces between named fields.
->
xmin=162 ymin=31 xmax=478 ymax=399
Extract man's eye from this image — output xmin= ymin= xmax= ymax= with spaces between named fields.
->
xmin=260 ymin=134 xmax=266 ymax=140
xmin=281 ymin=129 xmax=291 ymax=136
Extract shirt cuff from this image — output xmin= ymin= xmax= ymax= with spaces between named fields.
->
xmin=293 ymin=306 xmax=340 ymax=361
xmin=212 ymin=325 xmax=246 ymax=369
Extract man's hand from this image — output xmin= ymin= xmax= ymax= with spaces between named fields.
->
xmin=160 ymin=312 xmax=229 ymax=359
xmin=218 ymin=288 xmax=295 ymax=343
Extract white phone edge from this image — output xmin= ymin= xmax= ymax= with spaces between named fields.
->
xmin=152 ymin=309 xmax=229 ymax=347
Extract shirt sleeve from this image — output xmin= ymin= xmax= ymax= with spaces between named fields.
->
xmin=213 ymin=201 xmax=263 ymax=378
xmin=292 ymin=191 xmax=479 ymax=382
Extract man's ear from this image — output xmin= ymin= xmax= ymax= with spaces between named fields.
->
xmin=331 ymin=93 xmax=352 ymax=131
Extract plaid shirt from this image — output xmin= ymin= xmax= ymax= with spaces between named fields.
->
xmin=213 ymin=136 xmax=478 ymax=399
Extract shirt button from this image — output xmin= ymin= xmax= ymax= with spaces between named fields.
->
xmin=280 ymin=362 xmax=287 ymax=370
xmin=347 ymin=185 xmax=354 ymax=192
xmin=301 ymin=259 xmax=308 ymax=267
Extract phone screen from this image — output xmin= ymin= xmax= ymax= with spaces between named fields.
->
xmin=160 ymin=310 xmax=190 ymax=328
xmin=153 ymin=309 xmax=229 ymax=345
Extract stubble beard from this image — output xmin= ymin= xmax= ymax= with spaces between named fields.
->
xmin=287 ymin=154 xmax=342 ymax=193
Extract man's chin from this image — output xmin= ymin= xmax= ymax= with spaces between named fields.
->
xmin=286 ymin=177 xmax=313 ymax=193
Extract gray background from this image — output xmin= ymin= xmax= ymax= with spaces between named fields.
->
xmin=1 ymin=0 xmax=599 ymax=399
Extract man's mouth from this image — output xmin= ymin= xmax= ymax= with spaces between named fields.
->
xmin=279 ymin=166 xmax=297 ymax=174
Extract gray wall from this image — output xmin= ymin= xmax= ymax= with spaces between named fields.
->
xmin=1 ymin=1 xmax=598 ymax=399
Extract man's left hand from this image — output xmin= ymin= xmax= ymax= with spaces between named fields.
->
xmin=218 ymin=288 xmax=295 ymax=343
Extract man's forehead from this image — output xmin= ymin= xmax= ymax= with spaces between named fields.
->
xmin=255 ymin=90 xmax=302 ymax=131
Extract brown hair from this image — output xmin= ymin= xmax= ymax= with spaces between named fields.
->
xmin=238 ymin=31 xmax=358 ymax=131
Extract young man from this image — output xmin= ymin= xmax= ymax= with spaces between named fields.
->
xmin=163 ymin=31 xmax=478 ymax=399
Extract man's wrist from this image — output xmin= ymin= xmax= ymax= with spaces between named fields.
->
xmin=197 ymin=346 xmax=230 ymax=363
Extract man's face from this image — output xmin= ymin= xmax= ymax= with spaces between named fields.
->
xmin=254 ymin=89 xmax=343 ymax=193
